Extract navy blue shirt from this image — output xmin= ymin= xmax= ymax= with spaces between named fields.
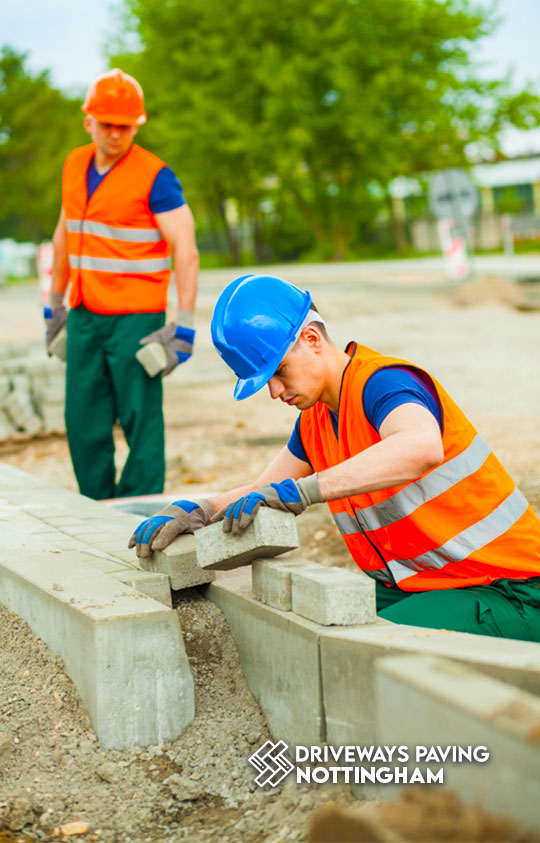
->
xmin=86 ymin=158 xmax=185 ymax=212
xmin=287 ymin=365 xmax=442 ymax=465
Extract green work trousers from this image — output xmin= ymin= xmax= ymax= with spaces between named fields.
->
xmin=65 ymin=305 xmax=166 ymax=500
xmin=376 ymin=578 xmax=540 ymax=642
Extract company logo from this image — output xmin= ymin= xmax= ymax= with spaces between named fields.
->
xmin=248 ymin=739 xmax=294 ymax=788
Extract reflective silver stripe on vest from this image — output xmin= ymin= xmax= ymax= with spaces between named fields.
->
xmin=387 ymin=486 xmax=529 ymax=583
xmin=69 ymin=255 xmax=171 ymax=273
xmin=332 ymin=434 xmax=491 ymax=536
xmin=66 ymin=219 xmax=162 ymax=242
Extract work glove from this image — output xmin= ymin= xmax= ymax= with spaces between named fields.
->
xmin=213 ymin=476 xmax=323 ymax=536
xmin=43 ymin=292 xmax=68 ymax=353
xmin=139 ymin=308 xmax=196 ymax=377
xmin=128 ymin=498 xmax=215 ymax=558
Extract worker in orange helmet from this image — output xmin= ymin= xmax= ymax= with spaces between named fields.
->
xmin=45 ymin=69 xmax=199 ymax=500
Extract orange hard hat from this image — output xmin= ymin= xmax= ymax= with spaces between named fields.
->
xmin=82 ymin=68 xmax=147 ymax=126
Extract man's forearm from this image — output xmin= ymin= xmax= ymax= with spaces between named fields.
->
xmin=316 ymin=429 xmax=443 ymax=502
xmin=173 ymin=243 xmax=199 ymax=313
xmin=51 ymin=215 xmax=70 ymax=297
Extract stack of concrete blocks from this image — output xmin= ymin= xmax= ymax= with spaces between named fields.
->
xmin=194 ymin=509 xmax=377 ymax=627
xmin=0 ymin=350 xmax=66 ymax=438
xmin=0 ymin=463 xmax=195 ymax=748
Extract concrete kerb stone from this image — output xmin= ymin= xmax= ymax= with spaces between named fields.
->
xmin=375 ymin=654 xmax=540 ymax=831
xmin=320 ymin=623 xmax=540 ymax=748
xmin=251 ymin=557 xmax=322 ymax=611
xmin=291 ymin=566 xmax=376 ymax=626
xmin=0 ymin=543 xmax=194 ymax=748
xmin=112 ymin=569 xmax=172 ymax=608
xmin=140 ymin=533 xmax=215 ymax=590
xmin=204 ymin=568 xmax=324 ymax=750
xmin=195 ymin=509 xmax=299 ymax=571
xmin=204 ymin=562 xmax=540 ymax=769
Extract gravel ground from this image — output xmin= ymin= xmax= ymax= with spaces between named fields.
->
xmin=0 ymin=590 xmax=352 ymax=843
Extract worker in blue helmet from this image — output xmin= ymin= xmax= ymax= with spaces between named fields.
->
xmin=128 ymin=274 xmax=540 ymax=641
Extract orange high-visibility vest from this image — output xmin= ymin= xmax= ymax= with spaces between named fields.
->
xmin=299 ymin=343 xmax=540 ymax=591
xmin=62 ymin=143 xmax=172 ymax=314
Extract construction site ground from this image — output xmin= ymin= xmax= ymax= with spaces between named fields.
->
xmin=1 ymin=259 xmax=540 ymax=841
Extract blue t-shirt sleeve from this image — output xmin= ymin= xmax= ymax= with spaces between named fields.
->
xmin=363 ymin=366 xmax=443 ymax=432
xmin=149 ymin=166 xmax=186 ymax=214
xmin=287 ymin=415 xmax=311 ymax=464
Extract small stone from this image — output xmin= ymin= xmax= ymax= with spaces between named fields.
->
xmin=164 ymin=773 xmax=203 ymax=802
xmin=0 ymin=732 xmax=13 ymax=761
xmin=95 ymin=762 xmax=119 ymax=784
xmin=39 ymin=811 xmax=54 ymax=831
xmin=7 ymin=795 xmax=34 ymax=831
xmin=58 ymin=821 xmax=91 ymax=836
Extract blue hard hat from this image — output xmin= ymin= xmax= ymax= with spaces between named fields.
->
xmin=211 ymin=274 xmax=312 ymax=400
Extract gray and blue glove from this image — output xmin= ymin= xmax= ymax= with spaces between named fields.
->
xmin=43 ymin=292 xmax=68 ymax=353
xmin=139 ymin=308 xmax=195 ymax=377
xmin=128 ymin=498 xmax=214 ymax=557
xmin=213 ymin=476 xmax=323 ymax=535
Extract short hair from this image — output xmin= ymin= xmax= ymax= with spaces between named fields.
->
xmin=308 ymin=301 xmax=329 ymax=341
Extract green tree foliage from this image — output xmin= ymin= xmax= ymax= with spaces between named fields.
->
xmin=112 ymin=0 xmax=540 ymax=259
xmin=0 ymin=47 xmax=85 ymax=242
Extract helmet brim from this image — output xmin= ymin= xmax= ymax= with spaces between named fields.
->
xmin=82 ymin=106 xmax=147 ymax=126
xmin=233 ymin=365 xmax=276 ymax=401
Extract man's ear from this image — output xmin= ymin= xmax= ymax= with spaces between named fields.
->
xmin=83 ymin=116 xmax=92 ymax=135
xmin=301 ymin=325 xmax=323 ymax=351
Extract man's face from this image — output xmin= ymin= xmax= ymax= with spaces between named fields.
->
xmin=267 ymin=335 xmax=324 ymax=411
xmin=84 ymin=117 xmax=138 ymax=160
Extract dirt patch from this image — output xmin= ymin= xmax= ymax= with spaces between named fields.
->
xmin=307 ymin=790 xmax=537 ymax=842
xmin=0 ymin=591 xmax=352 ymax=842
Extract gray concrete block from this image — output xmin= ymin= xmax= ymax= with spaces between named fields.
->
xmin=0 ymin=523 xmax=194 ymax=749
xmin=40 ymin=403 xmax=65 ymax=433
xmin=112 ymin=569 xmax=172 ymax=608
xmin=11 ymin=374 xmax=30 ymax=393
xmin=136 ymin=341 xmax=167 ymax=377
xmin=0 ymin=409 xmax=16 ymax=439
xmin=195 ymin=509 xmax=299 ymax=571
xmin=376 ymin=655 xmax=540 ymax=831
xmin=205 ymin=568 xmax=324 ymax=749
xmin=0 ymin=376 xmax=10 ymax=405
xmin=320 ymin=622 xmax=540 ymax=747
xmin=141 ymin=533 xmax=215 ymax=590
xmin=5 ymin=391 xmax=43 ymax=434
xmin=32 ymin=376 xmax=65 ymax=404
xmin=252 ymin=557 xmax=322 ymax=611
xmin=48 ymin=326 xmax=67 ymax=361
xmin=291 ymin=566 xmax=376 ymax=626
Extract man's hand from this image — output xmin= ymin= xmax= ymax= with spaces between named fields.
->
xmin=139 ymin=309 xmax=195 ymax=377
xmin=213 ymin=476 xmax=322 ymax=535
xmin=128 ymin=498 xmax=214 ymax=557
xmin=44 ymin=292 xmax=68 ymax=353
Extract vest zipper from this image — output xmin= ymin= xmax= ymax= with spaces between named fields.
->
xmin=336 ymin=343 xmax=399 ymax=588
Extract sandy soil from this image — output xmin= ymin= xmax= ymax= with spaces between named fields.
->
xmin=0 ymin=592 xmax=353 ymax=842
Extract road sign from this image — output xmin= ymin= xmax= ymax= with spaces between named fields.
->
xmin=429 ymin=169 xmax=478 ymax=221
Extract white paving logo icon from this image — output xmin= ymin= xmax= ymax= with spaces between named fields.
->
xmin=248 ymin=739 xmax=294 ymax=788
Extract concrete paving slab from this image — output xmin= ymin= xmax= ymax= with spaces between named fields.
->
xmin=196 ymin=509 xmax=299 ymax=571
xmin=291 ymin=566 xmax=376 ymax=625
xmin=320 ymin=622 xmax=540 ymax=747
xmin=0 ymin=540 xmax=194 ymax=749
xmin=251 ymin=557 xmax=321 ymax=611
xmin=140 ymin=533 xmax=215 ymax=590
xmin=205 ymin=568 xmax=324 ymax=749
xmin=376 ymin=655 xmax=540 ymax=831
